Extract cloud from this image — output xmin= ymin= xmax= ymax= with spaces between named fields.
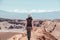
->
xmin=7 ymin=9 xmax=28 ymax=13
xmin=4 ymin=9 xmax=60 ymax=13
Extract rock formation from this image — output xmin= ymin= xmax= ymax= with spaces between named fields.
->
xmin=8 ymin=27 xmax=57 ymax=40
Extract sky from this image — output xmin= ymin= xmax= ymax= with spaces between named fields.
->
xmin=0 ymin=0 xmax=60 ymax=19
xmin=0 ymin=0 xmax=60 ymax=11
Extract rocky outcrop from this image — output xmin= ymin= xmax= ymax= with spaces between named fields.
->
xmin=0 ymin=18 xmax=60 ymax=40
xmin=8 ymin=27 xmax=57 ymax=40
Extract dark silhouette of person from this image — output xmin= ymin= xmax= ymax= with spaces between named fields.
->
xmin=26 ymin=15 xmax=33 ymax=40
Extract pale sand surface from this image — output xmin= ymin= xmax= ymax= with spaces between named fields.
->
xmin=0 ymin=32 xmax=20 ymax=40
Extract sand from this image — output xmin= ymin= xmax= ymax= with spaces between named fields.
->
xmin=0 ymin=32 xmax=20 ymax=40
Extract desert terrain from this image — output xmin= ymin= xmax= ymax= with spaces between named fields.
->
xmin=0 ymin=18 xmax=60 ymax=40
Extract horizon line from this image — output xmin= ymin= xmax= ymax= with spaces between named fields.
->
xmin=0 ymin=9 xmax=60 ymax=13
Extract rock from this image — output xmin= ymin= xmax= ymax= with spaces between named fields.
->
xmin=8 ymin=27 xmax=57 ymax=40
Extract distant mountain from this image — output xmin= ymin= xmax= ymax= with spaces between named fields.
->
xmin=0 ymin=10 xmax=28 ymax=19
xmin=0 ymin=10 xmax=60 ymax=19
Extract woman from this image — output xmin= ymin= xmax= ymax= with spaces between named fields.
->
xmin=26 ymin=15 xmax=33 ymax=40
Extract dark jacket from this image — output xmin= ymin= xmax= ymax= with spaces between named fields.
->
xmin=26 ymin=17 xmax=33 ymax=27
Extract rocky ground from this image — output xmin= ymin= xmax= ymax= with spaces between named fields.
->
xmin=0 ymin=27 xmax=57 ymax=40
xmin=0 ymin=19 xmax=60 ymax=40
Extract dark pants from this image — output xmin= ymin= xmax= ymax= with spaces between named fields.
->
xmin=26 ymin=27 xmax=31 ymax=40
